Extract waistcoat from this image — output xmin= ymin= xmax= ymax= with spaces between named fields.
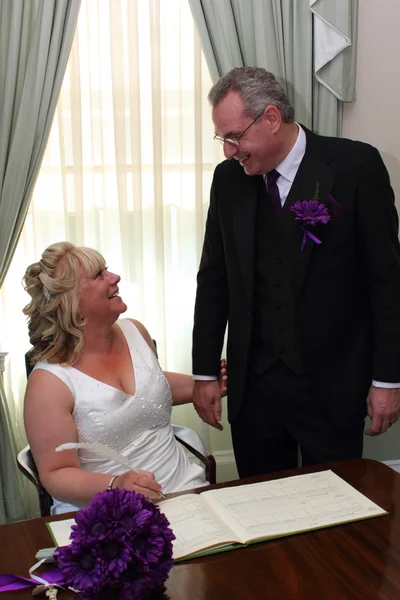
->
xmin=249 ymin=181 xmax=306 ymax=375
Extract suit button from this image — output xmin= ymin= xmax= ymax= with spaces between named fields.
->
xmin=276 ymin=325 xmax=284 ymax=332
xmin=275 ymin=305 xmax=282 ymax=312
xmin=274 ymin=258 xmax=282 ymax=265
xmin=275 ymin=280 xmax=282 ymax=288
xmin=278 ymin=348 xmax=285 ymax=355
xmin=275 ymin=235 xmax=282 ymax=243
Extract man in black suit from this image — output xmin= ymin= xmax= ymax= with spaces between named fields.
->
xmin=192 ymin=67 xmax=400 ymax=477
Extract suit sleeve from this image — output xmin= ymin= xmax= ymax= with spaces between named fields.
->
xmin=192 ymin=167 xmax=229 ymax=376
xmin=357 ymin=147 xmax=400 ymax=381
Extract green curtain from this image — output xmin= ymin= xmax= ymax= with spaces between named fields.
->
xmin=311 ymin=0 xmax=358 ymax=135
xmin=0 ymin=373 xmax=26 ymax=522
xmin=0 ymin=0 xmax=81 ymax=286
xmin=188 ymin=0 xmax=358 ymax=136
xmin=0 ymin=0 xmax=81 ymax=523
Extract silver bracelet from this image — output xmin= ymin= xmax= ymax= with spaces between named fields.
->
xmin=107 ymin=474 xmax=120 ymax=490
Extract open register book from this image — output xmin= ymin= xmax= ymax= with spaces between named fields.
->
xmin=47 ymin=470 xmax=387 ymax=561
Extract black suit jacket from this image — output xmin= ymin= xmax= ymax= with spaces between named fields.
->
xmin=192 ymin=127 xmax=400 ymax=424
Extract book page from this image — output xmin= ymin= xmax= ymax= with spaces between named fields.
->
xmin=158 ymin=494 xmax=241 ymax=560
xmin=46 ymin=498 xmax=238 ymax=560
xmin=202 ymin=470 xmax=387 ymax=544
xmin=47 ymin=518 xmax=75 ymax=547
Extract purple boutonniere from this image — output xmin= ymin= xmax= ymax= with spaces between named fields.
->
xmin=290 ymin=184 xmax=331 ymax=250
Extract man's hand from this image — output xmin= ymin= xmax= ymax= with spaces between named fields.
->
xmin=365 ymin=386 xmax=400 ymax=435
xmin=219 ymin=359 xmax=228 ymax=397
xmin=193 ymin=379 xmax=223 ymax=430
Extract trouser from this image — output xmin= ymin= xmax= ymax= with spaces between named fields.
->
xmin=230 ymin=360 xmax=365 ymax=478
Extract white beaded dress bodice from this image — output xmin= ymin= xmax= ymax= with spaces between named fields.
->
xmin=34 ymin=319 xmax=206 ymax=514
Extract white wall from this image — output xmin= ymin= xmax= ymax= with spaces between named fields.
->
xmin=343 ymin=0 xmax=400 ymax=210
xmin=343 ymin=0 xmax=400 ymax=461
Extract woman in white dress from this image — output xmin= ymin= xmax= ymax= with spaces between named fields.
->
xmin=23 ymin=242 xmax=227 ymax=514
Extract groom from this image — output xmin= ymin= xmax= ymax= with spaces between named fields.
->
xmin=192 ymin=67 xmax=400 ymax=477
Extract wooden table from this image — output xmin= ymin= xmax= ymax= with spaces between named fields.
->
xmin=1 ymin=459 xmax=400 ymax=599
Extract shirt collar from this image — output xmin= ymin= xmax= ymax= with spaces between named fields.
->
xmin=275 ymin=123 xmax=306 ymax=183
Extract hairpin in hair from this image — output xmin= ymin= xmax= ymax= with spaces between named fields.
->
xmin=43 ymin=286 xmax=52 ymax=302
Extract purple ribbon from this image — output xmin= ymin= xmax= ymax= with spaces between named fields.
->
xmin=0 ymin=569 xmax=65 ymax=592
xmin=301 ymin=228 xmax=322 ymax=251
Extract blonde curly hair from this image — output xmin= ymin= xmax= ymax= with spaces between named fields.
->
xmin=23 ymin=241 xmax=106 ymax=366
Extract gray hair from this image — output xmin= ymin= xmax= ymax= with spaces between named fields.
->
xmin=208 ymin=67 xmax=294 ymax=123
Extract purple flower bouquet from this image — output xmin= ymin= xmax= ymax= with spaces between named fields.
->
xmin=55 ymin=488 xmax=175 ymax=600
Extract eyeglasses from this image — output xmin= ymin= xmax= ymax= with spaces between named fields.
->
xmin=213 ymin=110 xmax=264 ymax=147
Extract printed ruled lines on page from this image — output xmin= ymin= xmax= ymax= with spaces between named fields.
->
xmin=203 ymin=470 xmax=384 ymax=540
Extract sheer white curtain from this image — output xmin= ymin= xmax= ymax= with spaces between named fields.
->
xmin=0 ymin=0 xmax=222 ymax=457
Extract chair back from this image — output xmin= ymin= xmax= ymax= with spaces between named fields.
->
xmin=16 ymin=446 xmax=52 ymax=517
xmin=25 ymin=352 xmax=34 ymax=378
xmin=172 ymin=425 xmax=216 ymax=484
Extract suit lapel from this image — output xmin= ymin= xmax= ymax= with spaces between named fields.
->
xmin=233 ymin=174 xmax=260 ymax=298
xmin=282 ymin=130 xmax=335 ymax=299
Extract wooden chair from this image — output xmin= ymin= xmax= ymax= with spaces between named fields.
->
xmin=17 ymin=445 xmax=53 ymax=517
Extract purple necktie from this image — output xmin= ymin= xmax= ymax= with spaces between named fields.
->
xmin=266 ymin=169 xmax=281 ymax=215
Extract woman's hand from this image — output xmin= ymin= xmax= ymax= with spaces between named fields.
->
xmin=113 ymin=469 xmax=163 ymax=500
xmin=219 ymin=358 xmax=228 ymax=397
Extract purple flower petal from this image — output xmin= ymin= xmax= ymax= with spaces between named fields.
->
xmin=290 ymin=199 xmax=331 ymax=228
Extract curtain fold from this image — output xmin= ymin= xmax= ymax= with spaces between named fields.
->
xmin=0 ymin=0 xmax=81 ymax=286
xmin=0 ymin=366 xmax=26 ymax=523
xmin=311 ymin=0 xmax=358 ymax=135
xmin=188 ymin=0 xmax=358 ymax=136
xmin=0 ymin=0 xmax=81 ymax=523
xmin=310 ymin=0 xmax=357 ymax=102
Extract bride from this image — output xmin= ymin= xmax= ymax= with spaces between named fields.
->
xmin=23 ymin=241 xmax=227 ymax=514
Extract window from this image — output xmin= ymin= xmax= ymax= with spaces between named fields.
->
xmin=1 ymin=0 xmax=222 ymax=429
